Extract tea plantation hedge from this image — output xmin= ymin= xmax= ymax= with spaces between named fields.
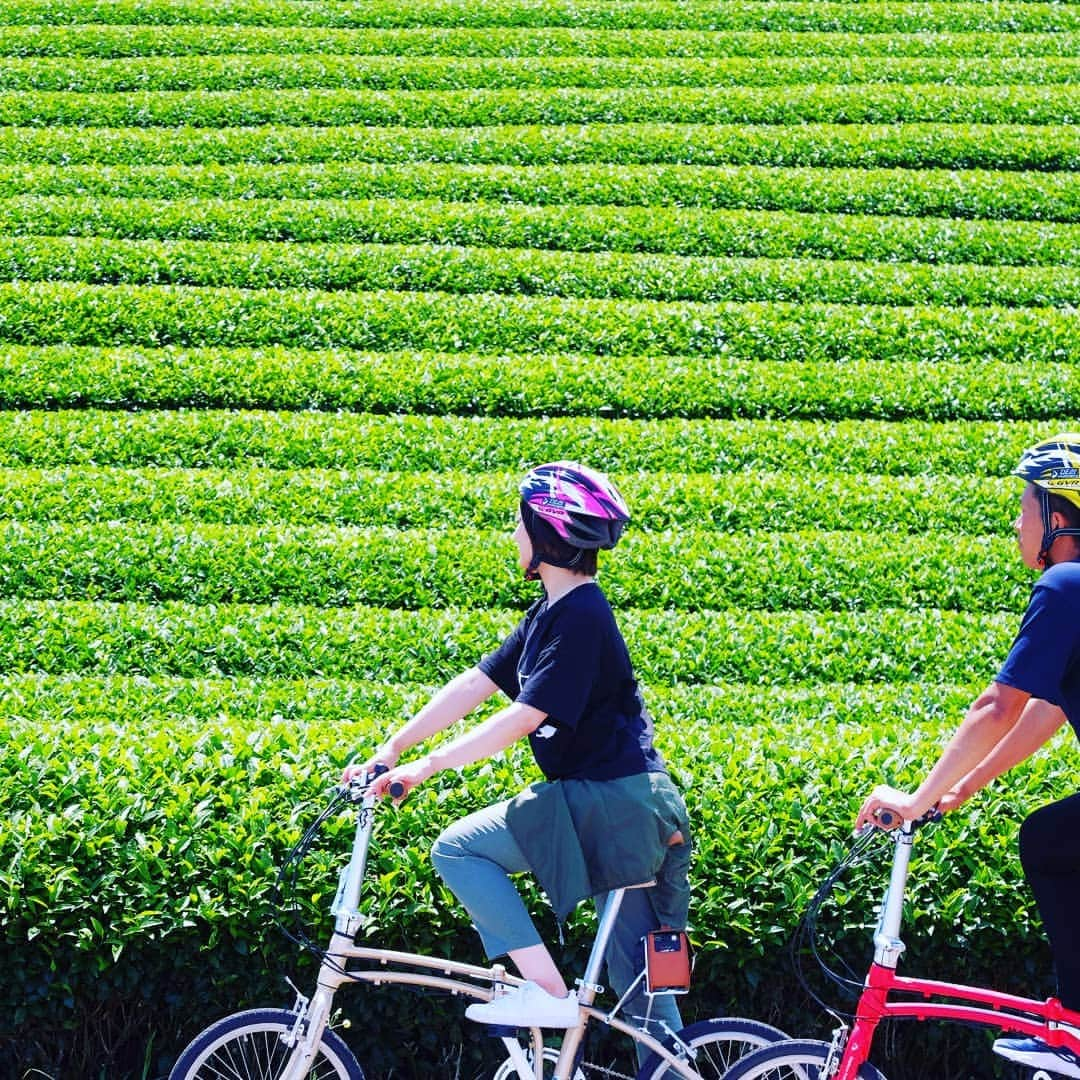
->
xmin=1 ymin=1 xmax=1078 ymax=1078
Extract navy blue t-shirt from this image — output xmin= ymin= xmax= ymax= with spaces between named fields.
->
xmin=478 ymin=582 xmax=665 ymax=781
xmin=997 ymin=561 xmax=1080 ymax=737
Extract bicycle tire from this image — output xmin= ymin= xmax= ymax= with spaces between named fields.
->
xmin=168 ymin=1007 xmax=365 ymax=1080
xmin=720 ymin=1038 xmax=888 ymax=1080
xmin=634 ymin=1017 xmax=790 ymax=1080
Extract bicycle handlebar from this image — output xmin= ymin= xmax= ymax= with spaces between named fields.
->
xmin=340 ymin=763 xmax=410 ymax=803
xmin=859 ymin=806 xmax=942 ymax=837
xmin=342 ymin=761 xmax=389 ymax=800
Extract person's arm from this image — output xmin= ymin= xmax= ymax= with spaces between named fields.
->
xmin=343 ymin=667 xmax=500 ymax=782
xmin=938 ymin=697 xmax=1066 ymax=811
xmin=855 ymin=680 xmax=1032 ymax=828
xmin=379 ymin=667 xmax=500 ymax=762
xmin=372 ymin=700 xmax=548 ymax=800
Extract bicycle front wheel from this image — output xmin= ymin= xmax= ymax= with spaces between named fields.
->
xmin=720 ymin=1038 xmax=888 ymax=1080
xmin=635 ymin=1017 xmax=790 ymax=1080
xmin=169 ymin=1008 xmax=365 ymax=1080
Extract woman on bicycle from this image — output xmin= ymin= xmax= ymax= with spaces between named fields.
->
xmin=346 ymin=461 xmax=691 ymax=1040
xmin=856 ymin=433 xmax=1080 ymax=1078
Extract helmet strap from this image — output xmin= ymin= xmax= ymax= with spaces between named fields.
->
xmin=1037 ymin=489 xmax=1080 ymax=567
xmin=524 ymin=547 xmax=585 ymax=580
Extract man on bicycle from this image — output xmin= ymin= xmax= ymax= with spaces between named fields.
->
xmin=856 ymin=433 xmax=1080 ymax=1078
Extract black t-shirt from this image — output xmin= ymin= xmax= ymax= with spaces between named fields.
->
xmin=478 ymin=581 xmax=665 ymax=781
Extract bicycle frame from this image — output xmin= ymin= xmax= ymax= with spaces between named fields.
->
xmin=829 ymin=819 xmax=1080 ymax=1080
xmin=277 ymin=783 xmax=702 ymax=1080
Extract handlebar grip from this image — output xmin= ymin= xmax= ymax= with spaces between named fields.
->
xmin=871 ymin=807 xmax=940 ymax=833
xmin=343 ymin=761 xmax=388 ymax=796
xmin=389 ymin=780 xmax=406 ymax=800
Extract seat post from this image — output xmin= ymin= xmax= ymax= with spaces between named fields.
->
xmin=579 ymin=887 xmax=627 ymax=1005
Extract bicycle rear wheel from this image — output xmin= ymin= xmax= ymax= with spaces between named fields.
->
xmin=169 ymin=1007 xmax=365 ymax=1080
xmin=720 ymin=1038 xmax=888 ymax=1080
xmin=635 ymin=1017 xmax=790 ymax=1080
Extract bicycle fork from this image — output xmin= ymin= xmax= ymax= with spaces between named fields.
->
xmin=826 ymin=826 xmax=917 ymax=1080
xmin=279 ymin=930 xmax=355 ymax=1080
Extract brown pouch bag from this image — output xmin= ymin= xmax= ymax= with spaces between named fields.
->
xmin=642 ymin=926 xmax=692 ymax=995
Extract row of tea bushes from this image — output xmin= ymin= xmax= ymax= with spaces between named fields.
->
xmin=6 ymin=235 xmax=1080 ymax=308
xmin=5 ymin=120 xmax=1079 ymax=169
xmin=5 ymin=83 xmax=1080 ymax=127
xmin=9 ymin=195 xmax=1080 ymax=264
xmin=0 ymin=409 xmax=1049 ymax=473
xmin=7 ymin=0 xmax=1080 ymax=31
xmin=0 ymin=598 xmax=1016 ymax=684
xmin=6 ymin=161 xmax=1080 ymax=221
xmin=0 ymin=463 xmax=1030 ymax=531
xmin=2 ymin=281 xmax=1077 ymax=362
xmin=5 ymin=53 xmax=1080 ymax=92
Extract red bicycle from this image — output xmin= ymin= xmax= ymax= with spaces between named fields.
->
xmin=723 ymin=811 xmax=1080 ymax=1080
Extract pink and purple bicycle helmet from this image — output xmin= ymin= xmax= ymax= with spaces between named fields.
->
xmin=519 ymin=461 xmax=630 ymax=573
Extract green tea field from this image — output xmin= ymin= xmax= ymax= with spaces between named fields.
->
xmin=0 ymin=1 xmax=1078 ymax=1077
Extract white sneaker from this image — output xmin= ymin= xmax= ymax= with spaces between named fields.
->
xmin=466 ymin=981 xmax=579 ymax=1028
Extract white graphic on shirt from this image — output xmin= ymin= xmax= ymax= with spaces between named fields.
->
xmin=535 ymin=724 xmax=559 ymax=740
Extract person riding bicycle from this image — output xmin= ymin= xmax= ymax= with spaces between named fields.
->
xmin=345 ymin=461 xmax=691 ymax=1044
xmin=855 ymin=433 xmax=1080 ymax=1078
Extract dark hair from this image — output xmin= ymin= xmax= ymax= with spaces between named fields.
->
xmin=1048 ymin=493 xmax=1080 ymax=530
xmin=525 ymin=511 xmax=598 ymax=577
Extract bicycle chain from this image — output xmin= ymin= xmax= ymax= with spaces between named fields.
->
xmin=580 ymin=1058 xmax=637 ymax=1080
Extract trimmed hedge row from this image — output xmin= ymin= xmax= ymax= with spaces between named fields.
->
xmin=0 ymin=669 xmax=986 ymax=732
xmin=6 ymin=161 xmax=1080 ymax=224
xmin=6 ymin=0 xmax=1080 ymax=32
xmin=4 ymin=25 xmax=1080 ymax=60
xmin=6 ymin=84 xmax=1080 ymax=128
xmin=0 ymin=519 xmax=1035 ymax=611
xmin=0 ymin=599 xmax=1016 ymax=686
xmin=4 ymin=53 xmax=1080 ymax=93
xmin=9 ymin=196 xmax=1078 ymax=267
xmin=6 ymin=235 xmax=1080 ymax=309
xmin=0 ymin=463 xmax=1024 ymax=532
xmin=1 ymin=343 xmax=1077 ymax=420
xmin=0 ymin=409 xmax=1050 ymax=474
xmin=3 ymin=121 xmax=1077 ymax=170
xmin=1 ymin=282 xmax=1077 ymax=363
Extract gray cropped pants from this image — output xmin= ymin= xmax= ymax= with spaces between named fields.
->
xmin=431 ymin=798 xmax=683 ymax=1056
